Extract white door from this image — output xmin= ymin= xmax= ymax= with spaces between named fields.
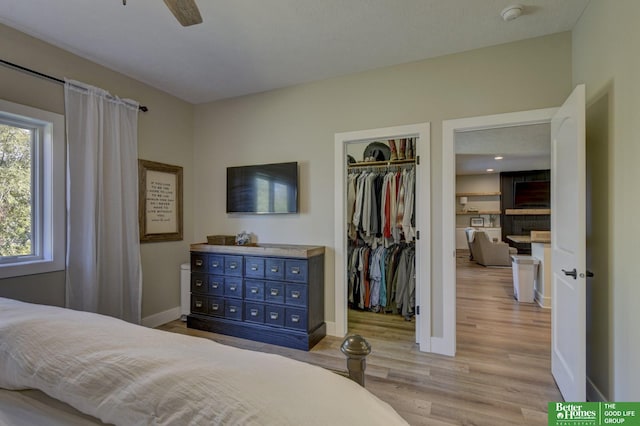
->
xmin=551 ymin=84 xmax=586 ymax=401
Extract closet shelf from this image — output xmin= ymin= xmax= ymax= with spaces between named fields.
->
xmin=348 ymin=159 xmax=415 ymax=168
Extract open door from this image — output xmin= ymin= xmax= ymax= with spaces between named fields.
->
xmin=551 ymin=84 xmax=587 ymax=401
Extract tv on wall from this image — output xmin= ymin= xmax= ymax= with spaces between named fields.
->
xmin=226 ymin=162 xmax=298 ymax=214
xmin=513 ymin=180 xmax=550 ymax=208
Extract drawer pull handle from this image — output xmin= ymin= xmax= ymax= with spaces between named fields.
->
xmin=270 ymin=312 xmax=279 ymax=320
xmin=250 ymin=309 xmax=259 ymax=317
xmin=211 ymin=261 xmax=219 ymax=268
xmin=250 ymin=265 xmax=259 ymax=271
xmin=229 ymin=306 xmax=237 ymax=313
xmin=211 ymin=282 xmax=219 ymax=289
xmin=211 ymin=303 xmax=219 ymax=311
xmin=270 ymin=288 xmax=279 ymax=296
xmin=291 ymin=291 xmax=301 ymax=299
xmin=270 ymin=266 xmax=279 ymax=272
xmin=195 ymin=280 xmax=203 ymax=286
xmin=195 ymin=259 xmax=203 ymax=266
xmin=290 ymin=267 xmax=300 ymax=274
xmin=250 ymin=287 xmax=259 ymax=294
xmin=195 ymin=301 xmax=202 ymax=308
xmin=291 ymin=315 xmax=300 ymax=323
xmin=229 ymin=285 xmax=237 ymax=291
xmin=229 ymin=263 xmax=237 ymax=270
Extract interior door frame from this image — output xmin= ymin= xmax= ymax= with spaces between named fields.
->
xmin=334 ymin=122 xmax=431 ymax=352
xmin=440 ymin=108 xmax=557 ymax=356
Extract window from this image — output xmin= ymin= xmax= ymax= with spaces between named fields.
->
xmin=0 ymin=99 xmax=64 ymax=278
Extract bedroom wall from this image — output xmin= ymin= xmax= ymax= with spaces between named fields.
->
xmin=0 ymin=23 xmax=194 ymax=321
xmin=192 ymin=32 xmax=573 ymax=336
xmin=573 ymin=0 xmax=640 ymax=401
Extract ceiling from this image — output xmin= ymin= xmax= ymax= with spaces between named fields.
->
xmin=1 ymin=0 xmax=589 ymax=104
xmin=455 ymin=123 xmax=550 ymax=175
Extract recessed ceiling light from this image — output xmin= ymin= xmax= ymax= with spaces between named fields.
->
xmin=487 ymin=168 xmax=494 ymax=172
xmin=494 ymin=156 xmax=503 ymax=160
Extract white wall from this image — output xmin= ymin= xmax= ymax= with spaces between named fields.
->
xmin=573 ymin=0 xmax=640 ymax=401
xmin=193 ymin=32 xmax=573 ymax=336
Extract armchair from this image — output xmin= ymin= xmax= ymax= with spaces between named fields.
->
xmin=470 ymin=231 xmax=517 ymax=267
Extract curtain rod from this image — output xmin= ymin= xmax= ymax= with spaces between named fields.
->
xmin=0 ymin=59 xmax=149 ymax=112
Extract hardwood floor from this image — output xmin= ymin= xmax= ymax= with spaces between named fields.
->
xmin=158 ymin=251 xmax=561 ymax=425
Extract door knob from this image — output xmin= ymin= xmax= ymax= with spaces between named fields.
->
xmin=562 ymin=268 xmax=577 ymax=279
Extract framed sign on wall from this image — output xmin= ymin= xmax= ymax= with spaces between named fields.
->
xmin=138 ymin=159 xmax=183 ymax=243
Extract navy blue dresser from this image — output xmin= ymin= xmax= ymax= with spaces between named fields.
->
xmin=187 ymin=243 xmax=325 ymax=350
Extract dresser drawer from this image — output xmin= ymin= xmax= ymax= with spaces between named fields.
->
xmin=265 ymin=258 xmax=285 ymax=281
xmin=244 ymin=280 xmax=265 ymax=301
xmin=191 ymin=253 xmax=208 ymax=273
xmin=206 ymin=255 xmax=224 ymax=274
xmin=208 ymin=275 xmax=224 ymax=296
xmin=244 ymin=302 xmax=265 ymax=324
xmin=208 ymin=297 xmax=225 ymax=317
xmin=225 ymin=301 xmax=243 ymax=320
xmin=191 ymin=295 xmax=208 ymax=314
xmin=244 ymin=257 xmax=265 ymax=278
xmin=285 ymin=307 xmax=307 ymax=330
xmin=264 ymin=304 xmax=285 ymax=328
xmin=285 ymin=283 xmax=307 ymax=306
xmin=265 ymin=282 xmax=285 ymax=304
xmin=224 ymin=277 xmax=243 ymax=299
xmin=224 ymin=255 xmax=243 ymax=276
xmin=191 ymin=273 xmax=208 ymax=294
xmin=285 ymin=260 xmax=308 ymax=282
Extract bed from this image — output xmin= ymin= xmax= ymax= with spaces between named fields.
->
xmin=0 ymin=297 xmax=407 ymax=425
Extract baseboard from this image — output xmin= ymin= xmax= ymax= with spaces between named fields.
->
xmin=325 ymin=321 xmax=338 ymax=337
xmin=587 ymin=376 xmax=608 ymax=402
xmin=142 ymin=306 xmax=181 ymax=328
xmin=535 ymin=290 xmax=551 ymax=309
xmin=430 ymin=336 xmax=455 ymax=357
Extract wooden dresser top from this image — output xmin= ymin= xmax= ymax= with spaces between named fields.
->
xmin=190 ymin=243 xmax=325 ymax=258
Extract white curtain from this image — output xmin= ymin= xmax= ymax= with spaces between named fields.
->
xmin=64 ymin=79 xmax=142 ymax=324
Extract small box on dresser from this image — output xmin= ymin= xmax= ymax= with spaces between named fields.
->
xmin=187 ymin=243 xmax=325 ymax=351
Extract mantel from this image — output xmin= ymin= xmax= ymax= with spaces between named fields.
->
xmin=504 ymin=209 xmax=551 ymax=215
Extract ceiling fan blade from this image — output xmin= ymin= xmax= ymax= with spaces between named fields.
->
xmin=163 ymin=0 xmax=203 ymax=26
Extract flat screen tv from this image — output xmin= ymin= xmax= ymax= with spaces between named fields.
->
xmin=513 ymin=180 xmax=550 ymax=208
xmin=226 ymin=162 xmax=298 ymax=214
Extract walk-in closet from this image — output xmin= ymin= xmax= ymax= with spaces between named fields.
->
xmin=335 ymin=122 xmax=429 ymax=352
xmin=345 ymin=138 xmax=418 ymax=338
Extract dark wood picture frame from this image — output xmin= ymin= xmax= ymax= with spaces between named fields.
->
xmin=138 ymin=159 xmax=183 ymax=243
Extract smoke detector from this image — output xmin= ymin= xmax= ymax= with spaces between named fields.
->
xmin=501 ymin=4 xmax=524 ymax=21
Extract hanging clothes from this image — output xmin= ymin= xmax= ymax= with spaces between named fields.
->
xmin=346 ymin=149 xmax=416 ymax=319
xmin=348 ymin=166 xmax=415 ymax=247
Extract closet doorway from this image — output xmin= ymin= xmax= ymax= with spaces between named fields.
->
xmin=333 ymin=123 xmax=431 ymax=352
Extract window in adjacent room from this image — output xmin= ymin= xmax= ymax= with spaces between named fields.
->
xmin=0 ymin=99 xmax=64 ymax=279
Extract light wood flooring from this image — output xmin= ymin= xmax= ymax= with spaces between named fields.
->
xmin=158 ymin=251 xmax=561 ymax=425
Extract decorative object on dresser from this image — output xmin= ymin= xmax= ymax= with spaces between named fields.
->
xmin=207 ymin=234 xmax=235 ymax=245
xmin=188 ymin=243 xmax=326 ymax=351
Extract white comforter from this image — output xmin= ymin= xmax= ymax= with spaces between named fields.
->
xmin=0 ymin=298 xmax=407 ymax=425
